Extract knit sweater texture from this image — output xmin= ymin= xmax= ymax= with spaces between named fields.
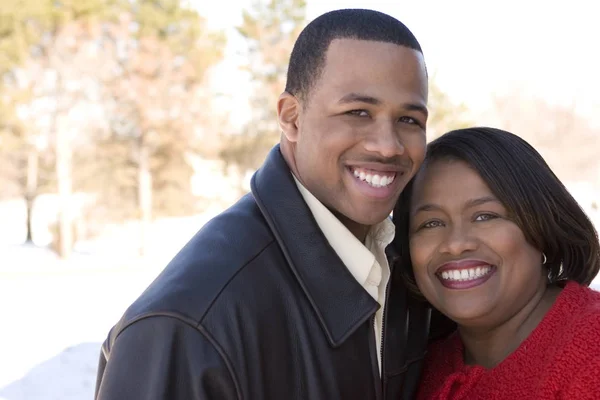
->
xmin=417 ymin=281 xmax=600 ymax=399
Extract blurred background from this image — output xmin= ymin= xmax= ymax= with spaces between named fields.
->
xmin=0 ymin=0 xmax=598 ymax=398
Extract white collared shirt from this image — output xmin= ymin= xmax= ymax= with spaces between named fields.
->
xmin=293 ymin=175 xmax=395 ymax=374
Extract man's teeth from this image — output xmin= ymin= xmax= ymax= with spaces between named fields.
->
xmin=352 ymin=168 xmax=396 ymax=188
xmin=440 ymin=266 xmax=492 ymax=282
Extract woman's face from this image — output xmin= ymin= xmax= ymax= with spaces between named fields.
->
xmin=408 ymin=159 xmax=547 ymax=327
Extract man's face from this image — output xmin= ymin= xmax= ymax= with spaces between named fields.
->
xmin=281 ymin=38 xmax=428 ymax=236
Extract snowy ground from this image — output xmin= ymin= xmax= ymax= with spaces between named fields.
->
xmin=0 ymin=260 xmax=162 ymax=400
xmin=0 ymin=204 xmax=599 ymax=400
xmin=0 ymin=209 xmax=224 ymax=400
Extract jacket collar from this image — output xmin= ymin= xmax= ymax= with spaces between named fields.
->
xmin=251 ymin=145 xmax=379 ymax=347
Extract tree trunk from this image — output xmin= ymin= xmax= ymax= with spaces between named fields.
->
xmin=25 ymin=196 xmax=34 ymax=243
xmin=25 ymin=148 xmax=38 ymax=243
xmin=56 ymin=122 xmax=73 ymax=259
xmin=138 ymin=143 xmax=152 ymax=256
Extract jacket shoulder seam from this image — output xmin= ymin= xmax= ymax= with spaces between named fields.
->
xmin=196 ymin=237 xmax=276 ymax=323
xmin=113 ymin=313 xmax=243 ymax=400
xmin=196 ymin=322 xmax=244 ymax=400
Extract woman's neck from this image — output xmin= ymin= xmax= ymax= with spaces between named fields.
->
xmin=459 ymin=284 xmax=561 ymax=369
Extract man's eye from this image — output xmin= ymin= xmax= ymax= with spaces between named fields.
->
xmin=347 ymin=109 xmax=369 ymax=117
xmin=399 ymin=116 xmax=417 ymax=125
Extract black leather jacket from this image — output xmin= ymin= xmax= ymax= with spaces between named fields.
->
xmin=95 ymin=145 xmax=431 ymax=400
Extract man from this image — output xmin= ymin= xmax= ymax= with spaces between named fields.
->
xmin=95 ymin=8 xmax=430 ymax=400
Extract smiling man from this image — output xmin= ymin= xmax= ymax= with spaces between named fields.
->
xmin=95 ymin=9 xmax=430 ymax=400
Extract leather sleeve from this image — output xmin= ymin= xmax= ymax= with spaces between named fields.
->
xmin=95 ymin=315 xmax=240 ymax=400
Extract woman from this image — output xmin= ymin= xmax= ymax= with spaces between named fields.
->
xmin=393 ymin=127 xmax=600 ymax=399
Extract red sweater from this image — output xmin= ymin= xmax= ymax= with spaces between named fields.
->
xmin=417 ymin=282 xmax=600 ymax=400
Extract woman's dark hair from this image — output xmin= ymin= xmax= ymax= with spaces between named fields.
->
xmin=394 ymin=127 xmax=600 ymax=297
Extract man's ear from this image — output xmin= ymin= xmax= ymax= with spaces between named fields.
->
xmin=277 ymin=92 xmax=300 ymax=143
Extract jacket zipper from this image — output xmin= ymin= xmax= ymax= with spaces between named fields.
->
xmin=370 ymin=314 xmax=383 ymax=400
xmin=379 ymin=276 xmax=392 ymax=399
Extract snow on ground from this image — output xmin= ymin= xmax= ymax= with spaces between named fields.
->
xmin=2 ymin=250 xmax=600 ymax=400
xmin=0 ymin=266 xmax=160 ymax=400
xmin=0 ymin=208 xmax=225 ymax=400
xmin=0 ymin=253 xmax=163 ymax=400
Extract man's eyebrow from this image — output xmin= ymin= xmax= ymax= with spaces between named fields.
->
xmin=337 ymin=92 xmax=428 ymax=118
xmin=337 ymin=92 xmax=381 ymax=105
xmin=405 ymin=102 xmax=428 ymax=118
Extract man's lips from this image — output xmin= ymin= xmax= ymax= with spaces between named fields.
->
xmin=346 ymin=161 xmax=406 ymax=173
xmin=348 ymin=166 xmax=402 ymax=189
xmin=342 ymin=160 xmax=410 ymax=198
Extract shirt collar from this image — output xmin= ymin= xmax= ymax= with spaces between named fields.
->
xmin=293 ymin=175 xmax=395 ymax=286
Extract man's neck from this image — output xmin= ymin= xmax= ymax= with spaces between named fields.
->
xmin=459 ymin=283 xmax=560 ymax=369
xmin=332 ymin=210 xmax=370 ymax=243
xmin=281 ymin=142 xmax=372 ymax=243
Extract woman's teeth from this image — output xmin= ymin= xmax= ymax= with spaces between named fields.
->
xmin=439 ymin=266 xmax=493 ymax=282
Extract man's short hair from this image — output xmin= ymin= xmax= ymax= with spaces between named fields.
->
xmin=285 ymin=8 xmax=423 ymax=102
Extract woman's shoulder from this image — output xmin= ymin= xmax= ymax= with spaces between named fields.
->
xmin=545 ymin=283 xmax=600 ymax=395
xmin=560 ymin=282 xmax=600 ymax=324
xmin=552 ymin=282 xmax=600 ymax=354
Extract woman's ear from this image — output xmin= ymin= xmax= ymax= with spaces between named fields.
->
xmin=277 ymin=92 xmax=300 ymax=143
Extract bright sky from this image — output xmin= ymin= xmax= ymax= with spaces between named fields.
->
xmin=192 ymin=0 xmax=600 ymax=129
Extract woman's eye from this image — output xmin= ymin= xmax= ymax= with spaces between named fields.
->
xmin=422 ymin=220 xmax=443 ymax=229
xmin=474 ymin=213 xmax=497 ymax=222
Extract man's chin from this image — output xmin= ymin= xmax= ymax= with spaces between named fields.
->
xmin=358 ymin=214 xmax=393 ymax=226
xmin=343 ymin=208 xmax=394 ymax=228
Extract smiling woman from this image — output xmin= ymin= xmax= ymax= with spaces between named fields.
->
xmin=409 ymin=159 xmax=551 ymax=324
xmin=393 ymin=127 xmax=600 ymax=399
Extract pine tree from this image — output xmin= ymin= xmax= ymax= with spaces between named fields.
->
xmin=0 ymin=0 xmax=121 ymax=251
xmin=96 ymin=0 xmax=226 ymax=253
xmin=220 ymin=0 xmax=306 ymax=172
xmin=426 ymin=77 xmax=472 ymax=141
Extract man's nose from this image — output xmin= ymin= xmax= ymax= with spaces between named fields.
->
xmin=363 ymin=121 xmax=405 ymax=159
